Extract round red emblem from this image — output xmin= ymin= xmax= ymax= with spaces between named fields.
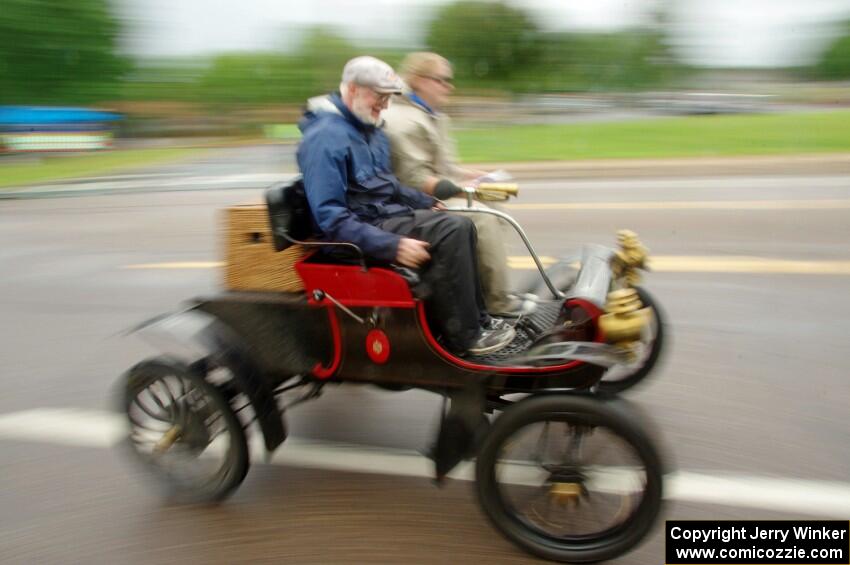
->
xmin=366 ymin=329 xmax=390 ymax=364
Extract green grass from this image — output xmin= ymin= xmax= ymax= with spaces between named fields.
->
xmin=0 ymin=147 xmax=207 ymax=189
xmin=264 ymin=123 xmax=302 ymax=140
xmin=4 ymin=111 xmax=850 ymax=189
xmin=455 ymin=110 xmax=850 ymax=162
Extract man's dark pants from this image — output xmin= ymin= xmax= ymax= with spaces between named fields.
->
xmin=378 ymin=210 xmax=488 ymax=352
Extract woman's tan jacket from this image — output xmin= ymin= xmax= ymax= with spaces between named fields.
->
xmin=382 ymin=94 xmax=515 ymax=314
xmin=382 ymin=94 xmax=464 ymax=189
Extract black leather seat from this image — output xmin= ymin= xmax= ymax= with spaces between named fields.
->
xmin=264 ymin=179 xmax=428 ymax=297
xmin=265 ymin=177 xmax=314 ymax=252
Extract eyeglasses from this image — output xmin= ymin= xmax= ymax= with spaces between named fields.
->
xmin=362 ymin=86 xmax=392 ymax=106
xmin=365 ymin=88 xmax=392 ymax=104
xmin=423 ymin=74 xmax=454 ymax=87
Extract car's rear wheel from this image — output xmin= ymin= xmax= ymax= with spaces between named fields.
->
xmin=122 ymin=357 xmax=249 ymax=503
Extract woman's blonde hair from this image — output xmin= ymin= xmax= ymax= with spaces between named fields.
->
xmin=399 ymin=52 xmax=452 ymax=82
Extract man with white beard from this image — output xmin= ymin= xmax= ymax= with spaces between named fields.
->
xmin=296 ymin=56 xmax=515 ymax=356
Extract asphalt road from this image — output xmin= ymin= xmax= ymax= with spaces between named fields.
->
xmin=1 ymin=161 xmax=849 ymax=563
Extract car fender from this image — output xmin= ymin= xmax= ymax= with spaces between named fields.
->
xmin=130 ymin=307 xmax=287 ymax=452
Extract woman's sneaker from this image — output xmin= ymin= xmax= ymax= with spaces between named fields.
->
xmin=467 ymin=326 xmax=516 ymax=355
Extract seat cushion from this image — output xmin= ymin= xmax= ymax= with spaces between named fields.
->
xmin=266 ymin=177 xmax=314 ymax=251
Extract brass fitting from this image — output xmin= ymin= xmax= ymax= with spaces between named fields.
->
xmin=599 ymin=288 xmax=651 ymax=352
xmin=612 ymin=229 xmax=649 ymax=287
xmin=476 ymin=182 xmax=519 ymax=196
xmin=153 ymin=425 xmax=182 ymax=454
xmin=550 ymin=482 xmax=582 ymax=504
xmin=475 ymin=182 xmax=519 ymax=201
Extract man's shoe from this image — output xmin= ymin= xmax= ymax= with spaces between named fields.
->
xmin=467 ymin=326 xmax=516 ymax=355
xmin=485 ymin=316 xmax=512 ymax=330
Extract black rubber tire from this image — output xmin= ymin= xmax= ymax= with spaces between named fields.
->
xmin=122 ymin=357 xmax=250 ymax=504
xmin=475 ymin=394 xmax=664 ymax=563
xmin=597 ymin=287 xmax=666 ymax=394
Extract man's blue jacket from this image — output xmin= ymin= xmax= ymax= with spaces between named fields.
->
xmin=296 ymin=94 xmax=436 ymax=263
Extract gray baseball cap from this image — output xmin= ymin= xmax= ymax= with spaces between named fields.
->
xmin=342 ymin=56 xmax=404 ymax=94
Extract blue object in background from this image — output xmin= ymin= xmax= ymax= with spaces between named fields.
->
xmin=0 ymin=106 xmax=123 ymax=152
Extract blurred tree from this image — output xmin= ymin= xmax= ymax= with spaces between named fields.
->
xmin=509 ymin=27 xmax=685 ymax=93
xmin=813 ymin=21 xmax=850 ymax=80
xmin=0 ymin=0 xmax=127 ymax=104
xmin=296 ymin=26 xmax=357 ymax=95
xmin=426 ymin=1 xmax=540 ymax=87
xmin=425 ymin=1 xmax=682 ymax=92
xmin=195 ymin=27 xmax=356 ymax=105
xmin=120 ymin=58 xmax=208 ymax=102
xmin=200 ymin=54 xmax=290 ymax=104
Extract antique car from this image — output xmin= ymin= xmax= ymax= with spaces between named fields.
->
xmin=119 ymin=179 xmax=667 ymax=563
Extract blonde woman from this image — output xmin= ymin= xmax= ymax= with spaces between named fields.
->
xmin=383 ymin=52 xmax=526 ymax=317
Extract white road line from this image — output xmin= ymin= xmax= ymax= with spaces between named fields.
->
xmin=0 ymin=407 xmax=123 ymax=448
xmin=665 ymin=472 xmax=850 ymax=518
xmin=1 ymin=408 xmax=848 ymax=517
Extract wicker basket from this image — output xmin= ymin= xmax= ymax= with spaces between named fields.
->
xmin=223 ymin=203 xmax=306 ymax=292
